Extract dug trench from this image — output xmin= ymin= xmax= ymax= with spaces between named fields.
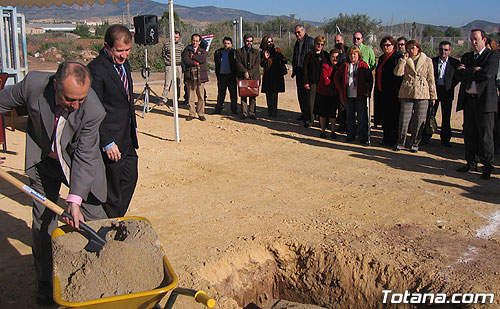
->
xmin=199 ymin=224 xmax=500 ymax=308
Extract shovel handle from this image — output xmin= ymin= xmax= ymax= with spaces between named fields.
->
xmin=0 ymin=167 xmax=106 ymax=246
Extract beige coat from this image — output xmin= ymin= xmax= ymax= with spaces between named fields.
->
xmin=394 ymin=52 xmax=437 ymax=100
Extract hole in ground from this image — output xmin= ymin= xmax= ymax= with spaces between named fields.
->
xmin=200 ymin=242 xmax=467 ymax=308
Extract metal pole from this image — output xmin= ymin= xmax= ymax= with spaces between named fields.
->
xmin=169 ymin=0 xmax=180 ymax=143
xmin=239 ymin=16 xmax=243 ymax=48
xmin=233 ymin=19 xmax=237 ymax=47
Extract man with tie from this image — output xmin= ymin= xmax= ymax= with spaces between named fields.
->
xmin=421 ymin=41 xmax=461 ymax=146
xmin=455 ymin=29 xmax=499 ymax=179
xmin=0 ymin=62 xmax=108 ymax=305
xmin=88 ymin=25 xmax=139 ymax=217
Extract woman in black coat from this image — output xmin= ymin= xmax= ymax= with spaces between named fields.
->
xmin=302 ymin=35 xmax=330 ymax=127
xmin=374 ymin=36 xmax=403 ymax=146
xmin=260 ymin=36 xmax=287 ymax=117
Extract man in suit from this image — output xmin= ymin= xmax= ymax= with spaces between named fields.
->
xmin=421 ymin=41 xmax=461 ymax=146
xmin=455 ymin=29 xmax=499 ymax=179
xmin=88 ymin=25 xmax=139 ymax=217
xmin=292 ymin=25 xmax=315 ymax=123
xmin=213 ymin=36 xmax=238 ymax=115
xmin=235 ymin=34 xmax=261 ymax=120
xmin=0 ymin=62 xmax=108 ymax=305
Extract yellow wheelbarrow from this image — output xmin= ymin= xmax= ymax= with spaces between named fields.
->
xmin=52 ymin=217 xmax=215 ymax=309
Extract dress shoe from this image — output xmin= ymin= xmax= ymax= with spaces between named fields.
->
xmin=481 ymin=165 xmax=493 ymax=180
xmin=331 ymin=132 xmax=337 ymax=139
xmin=36 ymin=280 xmax=54 ymax=306
xmin=303 ymin=122 xmax=310 ymax=128
xmin=345 ymin=137 xmax=355 ymax=142
xmin=456 ymin=163 xmax=477 ymax=173
xmin=231 ymin=110 xmax=238 ymax=115
xmin=319 ymin=131 xmax=326 ymax=138
xmin=240 ymin=115 xmax=247 ymax=120
xmin=249 ymin=115 xmax=257 ymax=120
xmin=186 ymin=116 xmax=194 ymax=121
xmin=442 ymin=141 xmax=451 ymax=147
xmin=296 ymin=116 xmax=304 ymax=120
xmin=199 ymin=116 xmax=207 ymax=121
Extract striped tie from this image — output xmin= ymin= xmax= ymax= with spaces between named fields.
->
xmin=116 ymin=64 xmax=130 ymax=101
xmin=54 ymin=111 xmax=71 ymax=184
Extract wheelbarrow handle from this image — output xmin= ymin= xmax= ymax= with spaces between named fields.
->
xmin=164 ymin=288 xmax=215 ymax=308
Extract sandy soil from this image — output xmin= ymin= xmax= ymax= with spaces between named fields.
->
xmin=0 ymin=61 xmax=499 ymax=308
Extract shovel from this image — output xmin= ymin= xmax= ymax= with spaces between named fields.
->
xmin=0 ymin=167 xmax=107 ymax=252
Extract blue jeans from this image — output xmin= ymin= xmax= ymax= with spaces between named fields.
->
xmin=345 ymin=97 xmax=368 ymax=142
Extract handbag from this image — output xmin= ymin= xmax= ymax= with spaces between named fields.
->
xmin=238 ymin=79 xmax=260 ymax=97
xmin=281 ymin=63 xmax=288 ymax=75
xmin=425 ymin=103 xmax=438 ymax=135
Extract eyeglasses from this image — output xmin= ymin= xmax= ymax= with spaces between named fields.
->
xmin=316 ymin=43 xmax=324 ymax=46
xmin=295 ymin=31 xmax=302 ymax=35
xmin=354 ymin=37 xmax=362 ymax=40
xmin=245 ymin=40 xmax=253 ymax=43
xmin=410 ymin=46 xmax=419 ymax=50
xmin=398 ymin=43 xmax=405 ymax=46
xmin=382 ymin=44 xmax=392 ymax=47
xmin=439 ymin=48 xmax=449 ymax=51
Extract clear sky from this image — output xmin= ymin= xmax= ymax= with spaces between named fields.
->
xmin=172 ymin=0 xmax=500 ymax=28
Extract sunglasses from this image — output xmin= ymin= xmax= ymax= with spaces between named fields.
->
xmin=439 ymin=48 xmax=449 ymax=51
xmin=316 ymin=43 xmax=324 ymax=46
xmin=354 ymin=37 xmax=362 ymax=40
xmin=295 ymin=31 xmax=301 ymax=35
xmin=382 ymin=44 xmax=392 ymax=47
xmin=245 ymin=40 xmax=253 ymax=43
xmin=410 ymin=46 xmax=419 ymax=50
xmin=267 ymin=40 xmax=273 ymax=43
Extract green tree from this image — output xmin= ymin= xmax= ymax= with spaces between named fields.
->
xmin=73 ymin=24 xmax=91 ymax=38
xmin=422 ymin=26 xmax=444 ymax=38
xmin=322 ymin=13 xmax=381 ymax=36
xmin=444 ymin=26 xmax=461 ymax=37
xmin=159 ymin=11 xmax=186 ymax=36
xmin=94 ymin=21 xmax=110 ymax=37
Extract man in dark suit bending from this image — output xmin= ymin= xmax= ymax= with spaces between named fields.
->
xmin=0 ymin=62 xmax=108 ymax=305
xmin=455 ymin=29 xmax=499 ymax=179
xmin=88 ymin=25 xmax=139 ymax=217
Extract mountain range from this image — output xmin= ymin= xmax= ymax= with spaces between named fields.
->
xmin=17 ymin=0 xmax=500 ymax=33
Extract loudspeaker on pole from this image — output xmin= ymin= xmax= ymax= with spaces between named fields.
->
xmin=133 ymin=15 xmax=159 ymax=45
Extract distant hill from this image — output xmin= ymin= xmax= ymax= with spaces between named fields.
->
xmin=463 ymin=20 xmax=500 ymax=33
xmin=17 ymin=0 xmax=319 ymax=25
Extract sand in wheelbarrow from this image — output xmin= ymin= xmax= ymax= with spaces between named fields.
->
xmin=52 ymin=219 xmax=165 ymax=303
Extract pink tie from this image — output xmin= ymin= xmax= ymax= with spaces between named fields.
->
xmin=116 ymin=65 xmax=130 ymax=101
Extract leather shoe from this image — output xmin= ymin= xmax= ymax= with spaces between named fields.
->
xmin=345 ymin=137 xmax=355 ymax=142
xmin=199 ymin=116 xmax=207 ymax=121
xmin=442 ymin=140 xmax=451 ymax=147
xmin=240 ymin=115 xmax=247 ymax=120
xmin=186 ymin=116 xmax=194 ymax=121
xmin=481 ymin=165 xmax=493 ymax=180
xmin=249 ymin=115 xmax=257 ymax=120
xmin=456 ymin=163 xmax=477 ymax=173
xmin=36 ymin=280 xmax=54 ymax=306
xmin=296 ymin=116 xmax=304 ymax=120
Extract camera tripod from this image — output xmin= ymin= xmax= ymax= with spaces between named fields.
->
xmin=135 ymin=47 xmax=172 ymax=118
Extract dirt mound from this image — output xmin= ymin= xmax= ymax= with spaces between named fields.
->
xmin=52 ymin=218 xmax=164 ymax=303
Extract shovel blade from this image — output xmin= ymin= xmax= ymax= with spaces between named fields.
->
xmin=82 ymin=226 xmax=111 ymax=252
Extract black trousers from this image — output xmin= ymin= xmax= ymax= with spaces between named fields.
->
xmin=215 ymin=74 xmax=238 ymax=113
xmin=422 ymin=85 xmax=454 ymax=144
xmin=295 ymin=68 xmax=308 ymax=118
xmin=463 ymin=95 xmax=495 ymax=167
xmin=102 ymin=147 xmax=138 ymax=218
xmin=265 ymin=92 xmax=279 ymax=116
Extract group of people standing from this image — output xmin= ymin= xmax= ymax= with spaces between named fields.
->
xmin=162 ymin=27 xmax=499 ymax=180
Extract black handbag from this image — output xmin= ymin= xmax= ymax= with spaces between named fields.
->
xmin=426 ymin=103 xmax=438 ymax=134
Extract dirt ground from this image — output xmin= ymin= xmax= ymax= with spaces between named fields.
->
xmin=0 ymin=60 xmax=499 ymax=308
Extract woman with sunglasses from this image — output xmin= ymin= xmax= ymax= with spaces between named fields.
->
xmin=334 ymin=46 xmax=373 ymax=144
xmin=314 ymin=49 xmax=342 ymax=138
xmin=260 ymin=35 xmax=288 ymax=117
xmin=393 ymin=39 xmax=437 ymax=152
xmin=302 ymin=35 xmax=330 ymax=127
xmin=374 ymin=36 xmax=403 ymax=147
